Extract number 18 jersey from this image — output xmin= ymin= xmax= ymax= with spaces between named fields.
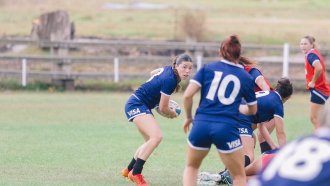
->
xmin=249 ymin=128 xmax=330 ymax=186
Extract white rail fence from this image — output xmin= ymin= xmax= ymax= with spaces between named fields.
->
xmin=0 ymin=38 xmax=329 ymax=88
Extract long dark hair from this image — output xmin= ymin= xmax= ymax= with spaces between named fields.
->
xmin=172 ymin=53 xmax=193 ymax=92
xmin=275 ymin=78 xmax=293 ymax=99
xmin=239 ymin=56 xmax=256 ymax=67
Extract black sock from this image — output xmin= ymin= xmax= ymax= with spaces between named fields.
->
xmin=127 ymin=158 xmax=136 ymax=171
xmin=244 ymin=155 xmax=251 ymax=167
xmin=132 ymin=158 xmax=146 ymax=175
xmin=260 ymin=142 xmax=272 ymax=153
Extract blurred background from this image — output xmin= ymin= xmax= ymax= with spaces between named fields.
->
xmin=0 ymin=0 xmax=329 ymax=91
xmin=0 ymin=1 xmax=324 ymax=185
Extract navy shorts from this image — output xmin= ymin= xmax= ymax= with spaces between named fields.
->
xmin=310 ymin=88 xmax=329 ymax=104
xmin=238 ymin=115 xmax=253 ymax=137
xmin=238 ymin=125 xmax=253 ymax=137
xmin=124 ymin=95 xmax=153 ymax=122
xmin=188 ymin=120 xmax=242 ymax=153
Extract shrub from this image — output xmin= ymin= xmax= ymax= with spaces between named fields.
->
xmin=180 ymin=10 xmax=206 ymax=42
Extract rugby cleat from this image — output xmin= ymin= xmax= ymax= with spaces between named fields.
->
xmin=128 ymin=171 xmax=149 ymax=186
xmin=218 ymin=168 xmax=227 ymax=175
xmin=197 ymin=178 xmax=218 ymax=185
xmin=218 ymin=170 xmax=233 ymax=186
xmin=198 ymin=171 xmax=222 ymax=182
xmin=121 ymin=167 xmax=130 ymax=178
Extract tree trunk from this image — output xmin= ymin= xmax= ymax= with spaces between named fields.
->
xmin=30 ymin=10 xmax=75 ymax=90
xmin=31 ymin=10 xmax=73 ymax=41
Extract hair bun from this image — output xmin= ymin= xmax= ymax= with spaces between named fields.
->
xmin=230 ymin=34 xmax=240 ymax=44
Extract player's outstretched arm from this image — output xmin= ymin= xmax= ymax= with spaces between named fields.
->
xmin=258 ymin=123 xmax=278 ymax=149
xmin=256 ymin=76 xmax=270 ymax=91
xmin=183 ymin=82 xmax=200 ymax=133
xmin=274 ymin=117 xmax=286 ymax=147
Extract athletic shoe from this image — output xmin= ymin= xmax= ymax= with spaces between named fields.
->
xmin=218 ymin=168 xmax=227 ymax=175
xmin=198 ymin=171 xmax=222 ymax=182
xmin=128 ymin=171 xmax=149 ymax=186
xmin=218 ymin=170 xmax=233 ymax=186
xmin=121 ymin=167 xmax=130 ymax=178
xmin=128 ymin=171 xmax=134 ymax=181
xmin=197 ymin=178 xmax=218 ymax=185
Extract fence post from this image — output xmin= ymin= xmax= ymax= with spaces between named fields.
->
xmin=282 ymin=43 xmax=289 ymax=77
xmin=196 ymin=53 xmax=203 ymax=71
xmin=114 ymin=57 xmax=119 ymax=83
xmin=21 ymin=58 xmax=27 ymax=87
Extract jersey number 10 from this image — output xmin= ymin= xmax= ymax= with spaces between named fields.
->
xmin=206 ymin=71 xmax=241 ymax=105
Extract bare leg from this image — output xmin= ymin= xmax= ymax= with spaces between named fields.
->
xmin=252 ymin=132 xmax=256 ymax=148
xmin=310 ymin=102 xmax=324 ymax=130
xmin=183 ymin=147 xmax=209 ymax=186
xmin=220 ymin=148 xmax=247 ymax=186
xmin=133 ymin=143 xmax=147 ymax=159
xmin=245 ymin=156 xmax=262 ymax=176
xmin=241 ymin=135 xmax=255 ymax=163
xmin=257 ymin=119 xmax=275 ymax=144
xmin=133 ymin=114 xmax=163 ymax=160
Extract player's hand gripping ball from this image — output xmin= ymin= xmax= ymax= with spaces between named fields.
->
xmin=155 ymin=100 xmax=181 ymax=117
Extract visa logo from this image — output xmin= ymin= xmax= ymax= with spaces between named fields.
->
xmin=227 ymin=139 xmax=241 ymax=149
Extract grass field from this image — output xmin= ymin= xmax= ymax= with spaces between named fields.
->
xmin=1 ymin=0 xmax=330 ymax=45
xmin=0 ymin=91 xmax=313 ymax=185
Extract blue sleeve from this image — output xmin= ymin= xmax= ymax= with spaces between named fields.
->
xmin=249 ymin=68 xmax=263 ymax=82
xmin=274 ymin=102 xmax=284 ymax=119
xmin=307 ymin=53 xmax=320 ymax=66
xmin=161 ymin=78 xmax=176 ymax=96
xmin=241 ymin=74 xmax=257 ymax=104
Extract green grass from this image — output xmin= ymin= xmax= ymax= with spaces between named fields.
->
xmin=1 ymin=0 xmax=330 ymax=44
xmin=0 ymin=92 xmax=312 ymax=185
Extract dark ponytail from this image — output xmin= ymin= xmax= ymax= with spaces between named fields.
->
xmin=172 ymin=53 xmax=193 ymax=92
xmin=275 ymin=78 xmax=293 ymax=99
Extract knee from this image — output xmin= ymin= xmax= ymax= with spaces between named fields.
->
xmin=149 ymin=135 xmax=163 ymax=146
xmin=186 ymin=160 xmax=201 ymax=169
xmin=310 ymin=115 xmax=318 ymax=124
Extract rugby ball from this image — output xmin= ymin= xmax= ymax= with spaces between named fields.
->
xmin=155 ymin=100 xmax=181 ymax=117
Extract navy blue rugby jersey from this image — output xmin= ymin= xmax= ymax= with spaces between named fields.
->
xmin=240 ymin=90 xmax=284 ymax=125
xmin=133 ymin=66 xmax=177 ymax=109
xmin=249 ymin=127 xmax=330 ymax=186
xmin=190 ymin=60 xmax=257 ymax=123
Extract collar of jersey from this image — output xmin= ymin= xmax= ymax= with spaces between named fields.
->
xmin=274 ymin=91 xmax=282 ymax=101
xmin=305 ymin=48 xmax=315 ymax=56
xmin=221 ymin=59 xmax=244 ymax=68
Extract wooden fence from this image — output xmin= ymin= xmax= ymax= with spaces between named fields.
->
xmin=0 ymin=38 xmax=329 ymax=90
